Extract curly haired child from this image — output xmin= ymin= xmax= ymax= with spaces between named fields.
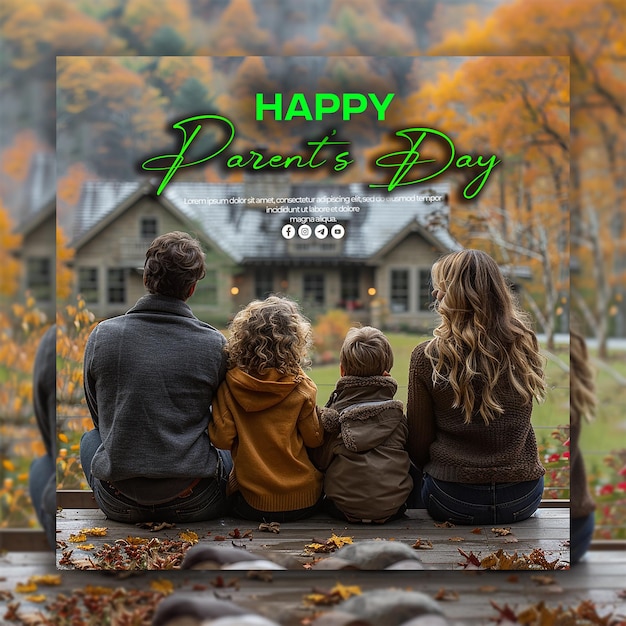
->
xmin=209 ymin=296 xmax=324 ymax=522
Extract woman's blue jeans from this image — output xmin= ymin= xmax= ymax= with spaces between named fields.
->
xmin=421 ymin=473 xmax=544 ymax=525
xmin=571 ymin=512 xmax=595 ymax=564
xmin=80 ymin=429 xmax=232 ymax=524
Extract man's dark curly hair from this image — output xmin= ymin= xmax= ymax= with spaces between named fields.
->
xmin=143 ymin=231 xmax=206 ymax=300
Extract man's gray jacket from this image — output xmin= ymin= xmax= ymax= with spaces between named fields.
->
xmin=83 ymin=294 xmax=227 ymax=484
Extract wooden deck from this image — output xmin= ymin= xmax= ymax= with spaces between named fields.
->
xmin=53 ymin=497 xmax=570 ymax=571
xmin=0 ymin=550 xmax=624 ymax=625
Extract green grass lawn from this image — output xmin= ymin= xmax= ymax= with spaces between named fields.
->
xmin=309 ymin=333 xmax=571 ymax=437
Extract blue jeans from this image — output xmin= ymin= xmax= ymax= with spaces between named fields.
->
xmin=80 ymin=429 xmax=232 ymax=523
xmin=571 ymin=512 xmax=595 ymax=564
xmin=29 ymin=454 xmax=56 ymax=549
xmin=422 ymin=473 xmax=544 ymax=525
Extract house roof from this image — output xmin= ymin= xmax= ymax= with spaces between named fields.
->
xmin=72 ymin=180 xmax=461 ymax=263
xmin=17 ymin=198 xmax=55 ymax=238
xmin=14 ymin=152 xmax=56 ymax=234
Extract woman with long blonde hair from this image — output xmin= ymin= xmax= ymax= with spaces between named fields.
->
xmin=407 ymin=249 xmax=547 ymax=525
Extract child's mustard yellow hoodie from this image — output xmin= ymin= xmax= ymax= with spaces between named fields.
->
xmin=210 ymin=367 xmax=323 ymax=512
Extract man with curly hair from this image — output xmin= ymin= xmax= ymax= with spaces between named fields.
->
xmin=80 ymin=231 xmax=231 ymax=523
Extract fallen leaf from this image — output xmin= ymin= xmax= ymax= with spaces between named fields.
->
xmin=15 ymin=582 xmax=38 ymax=594
xmin=457 ymin=548 xmax=481 ymax=568
xmin=83 ymin=586 xmax=114 ymax=595
xmin=68 ymin=533 xmax=87 ymax=543
xmin=211 ymin=576 xmax=240 ymax=589
xmin=530 ymin=575 xmax=557 ymax=586
xmin=504 ymin=537 xmax=519 ymax=543
xmin=434 ymin=588 xmax=460 ymax=601
xmin=259 ymin=522 xmax=280 ymax=533
xmin=527 ymin=548 xmax=563 ymax=570
xmin=448 ymin=536 xmax=465 ymax=542
xmin=149 ymin=579 xmax=174 ymax=595
xmin=80 ymin=527 xmax=108 ymax=537
xmin=3 ymin=602 xmax=20 ymax=621
xmin=412 ymin=538 xmax=434 ymax=550
xmin=304 ymin=542 xmax=332 ymax=554
xmin=490 ymin=600 xmax=518 ymax=623
xmin=24 ymin=595 xmax=46 ymax=603
xmin=304 ymin=534 xmax=353 ymax=554
xmin=481 ymin=549 xmax=525 ymax=570
xmin=213 ymin=535 xmax=226 ymax=541
xmin=328 ymin=534 xmax=353 ymax=549
xmin=471 ymin=528 xmax=482 ymax=534
xmin=136 ymin=521 xmax=176 ymax=531
xmin=491 ymin=527 xmax=512 ymax=536
xmin=304 ymin=583 xmax=362 ymax=606
xmin=178 ymin=530 xmax=199 ymax=544
xmin=434 ymin=521 xmax=455 ymax=528
xmin=28 ymin=575 xmax=61 ymax=586
xmin=124 ymin=536 xmax=148 ymax=545
xmin=229 ymin=528 xmax=241 ymax=538
xmin=478 ymin=585 xmax=498 ymax=593
xmin=76 ymin=543 xmax=95 ymax=550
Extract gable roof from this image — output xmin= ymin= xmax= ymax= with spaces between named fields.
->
xmin=13 ymin=152 xmax=56 ymax=235
xmin=71 ymin=180 xmax=461 ymax=262
xmin=17 ymin=197 xmax=55 ymax=238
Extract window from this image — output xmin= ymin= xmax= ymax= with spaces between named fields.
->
xmin=255 ymin=269 xmax=274 ymax=300
xmin=303 ymin=273 xmax=325 ymax=305
xmin=26 ymin=257 xmax=52 ymax=302
xmin=140 ymin=217 xmax=158 ymax=240
xmin=340 ymin=269 xmax=360 ymax=304
xmin=417 ymin=269 xmax=433 ymax=311
xmin=78 ymin=267 xmax=99 ymax=304
xmin=390 ymin=269 xmax=409 ymax=312
xmin=192 ymin=269 xmax=218 ymax=306
xmin=107 ymin=268 xmax=126 ymax=304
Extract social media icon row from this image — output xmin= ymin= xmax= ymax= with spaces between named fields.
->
xmin=282 ymin=224 xmax=345 ymax=240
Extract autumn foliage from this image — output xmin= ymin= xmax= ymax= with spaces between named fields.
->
xmin=0 ymin=0 xmax=624 ymax=542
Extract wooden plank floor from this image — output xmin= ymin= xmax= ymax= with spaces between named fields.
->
xmin=54 ymin=506 xmax=570 ymax=570
xmin=1 ymin=550 xmax=624 ymax=625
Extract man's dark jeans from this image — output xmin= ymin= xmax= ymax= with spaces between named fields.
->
xmin=80 ymin=428 xmax=232 ymax=523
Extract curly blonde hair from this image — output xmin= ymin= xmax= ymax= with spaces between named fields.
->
xmin=425 ymin=249 xmax=546 ymax=424
xmin=226 ymin=296 xmax=312 ymax=376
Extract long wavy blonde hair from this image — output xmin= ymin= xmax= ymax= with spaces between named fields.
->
xmin=570 ymin=326 xmax=596 ymax=426
xmin=226 ymin=295 xmax=312 ymax=377
xmin=425 ymin=249 xmax=546 ymax=424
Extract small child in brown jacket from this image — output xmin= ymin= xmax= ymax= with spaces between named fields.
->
xmin=311 ymin=326 xmax=413 ymax=523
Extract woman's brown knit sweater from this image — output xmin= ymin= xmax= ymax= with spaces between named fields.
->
xmin=407 ymin=341 xmax=545 ymax=484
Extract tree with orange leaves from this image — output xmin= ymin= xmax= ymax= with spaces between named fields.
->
xmin=430 ymin=0 xmax=626 ymax=355
xmin=56 ymin=225 xmax=74 ymax=303
xmin=0 ymin=205 xmax=21 ymax=299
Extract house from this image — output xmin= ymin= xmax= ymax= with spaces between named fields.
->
xmin=14 ymin=153 xmax=56 ymax=321
xmin=70 ymin=178 xmax=460 ymax=330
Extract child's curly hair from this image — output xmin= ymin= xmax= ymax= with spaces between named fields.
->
xmin=226 ymin=296 xmax=312 ymax=376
